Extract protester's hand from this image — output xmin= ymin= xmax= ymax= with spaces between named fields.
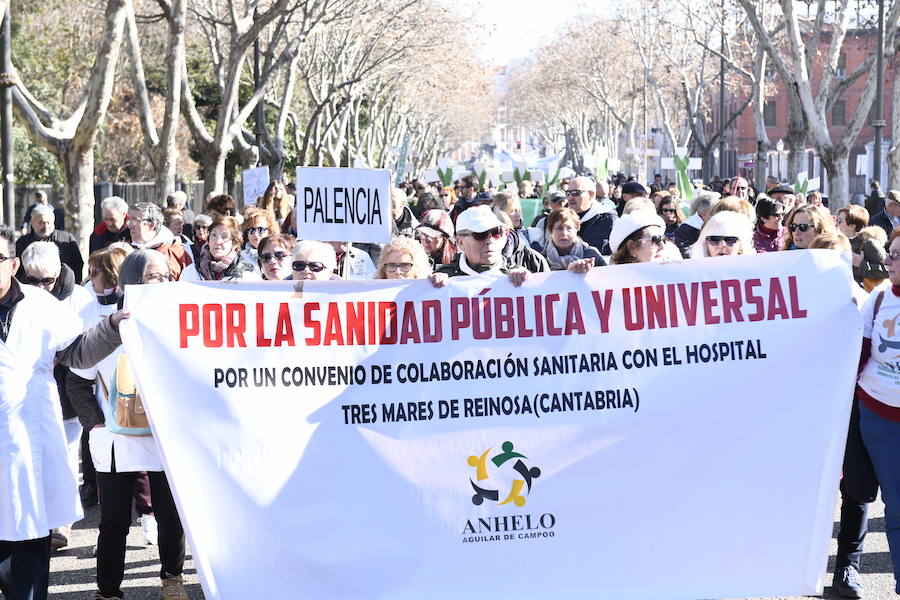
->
xmin=852 ymin=252 xmax=862 ymax=267
xmin=110 ymin=310 xmax=131 ymax=331
xmin=428 ymin=272 xmax=449 ymax=288
xmin=567 ymin=258 xmax=594 ymax=273
xmin=507 ymin=268 xmax=529 ymax=287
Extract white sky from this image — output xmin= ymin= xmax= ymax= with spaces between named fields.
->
xmin=457 ymin=0 xmax=609 ymax=67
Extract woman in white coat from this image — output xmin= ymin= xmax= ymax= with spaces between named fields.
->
xmin=0 ymin=225 xmax=124 ymax=600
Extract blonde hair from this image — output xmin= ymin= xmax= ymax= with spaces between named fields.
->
xmin=783 ymin=205 xmax=835 ymax=250
xmin=375 ymin=236 xmax=432 ymax=279
xmin=809 ymin=231 xmax=851 ymax=252
xmin=708 ymin=196 xmax=755 ymax=223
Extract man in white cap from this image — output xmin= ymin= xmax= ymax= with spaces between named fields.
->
xmin=436 ymin=205 xmax=530 ymax=285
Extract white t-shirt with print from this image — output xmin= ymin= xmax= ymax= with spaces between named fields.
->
xmin=859 ymin=288 xmax=900 ymax=408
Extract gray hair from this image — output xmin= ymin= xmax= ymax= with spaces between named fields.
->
xmin=690 ymin=191 xmax=719 ymax=217
xmin=119 ymin=249 xmax=170 ymax=286
xmin=31 ymin=204 xmax=55 ymax=221
xmin=166 ymin=190 xmax=188 ymax=208
xmin=293 ymin=240 xmax=337 ymax=271
xmin=193 ymin=214 xmax=213 ymax=228
xmin=130 ymin=202 xmax=163 ymax=232
xmin=21 ymin=241 xmax=61 ymax=276
xmin=0 ymin=224 xmax=15 ymax=256
xmin=100 ymin=196 xmax=129 ymax=214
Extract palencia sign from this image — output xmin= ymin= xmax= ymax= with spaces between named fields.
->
xmin=295 ymin=167 xmax=391 ymax=243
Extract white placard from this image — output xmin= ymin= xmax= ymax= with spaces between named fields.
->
xmin=607 ymin=158 xmax=622 ymax=172
xmin=295 ymin=167 xmax=391 ymax=243
xmin=241 ymin=166 xmax=270 ymax=206
xmin=661 ymin=158 xmax=676 ymax=170
xmin=531 ymin=170 xmax=544 ymax=183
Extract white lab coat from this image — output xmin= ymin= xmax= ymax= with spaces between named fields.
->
xmin=0 ymin=285 xmax=84 ymax=541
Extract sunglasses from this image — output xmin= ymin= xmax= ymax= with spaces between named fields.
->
xmin=260 ymin=251 xmax=289 ymax=263
xmin=385 ymin=262 xmax=414 ymax=273
xmin=565 ymin=189 xmax=585 ymax=197
xmin=770 ymin=212 xmax=785 ymax=219
xmin=25 ymin=275 xmax=56 ymax=286
xmin=292 ymin=260 xmax=327 ymax=272
xmin=464 ymin=227 xmax=504 ymax=241
xmin=639 ymin=235 xmax=665 ymax=247
xmin=789 ymin=223 xmax=813 ymax=233
xmin=706 ymin=235 xmax=740 ymax=246
xmin=246 ymin=226 xmax=269 ymax=236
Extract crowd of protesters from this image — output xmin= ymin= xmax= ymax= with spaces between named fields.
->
xmin=1 ymin=168 xmax=899 ymax=600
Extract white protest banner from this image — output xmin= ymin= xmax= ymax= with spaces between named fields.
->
xmin=241 ymin=166 xmax=270 ymax=206
xmin=121 ymin=251 xmax=861 ymax=600
xmin=295 ymin=167 xmax=391 ymax=243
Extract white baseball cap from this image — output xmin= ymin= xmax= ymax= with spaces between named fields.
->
xmin=455 ymin=205 xmax=505 ymax=234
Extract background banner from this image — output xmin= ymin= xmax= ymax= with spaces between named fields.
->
xmin=121 ymin=250 xmax=861 ymax=600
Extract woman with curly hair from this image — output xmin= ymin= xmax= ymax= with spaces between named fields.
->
xmin=375 ymin=236 xmax=433 ymax=280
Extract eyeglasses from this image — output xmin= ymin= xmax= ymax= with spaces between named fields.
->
xmin=639 ymin=235 xmax=665 ymax=247
xmin=660 ymin=208 xmax=677 ymax=215
xmin=246 ymin=227 xmax=269 ymax=236
xmin=0 ymin=255 xmax=14 ymax=263
xmin=706 ymin=235 xmax=740 ymax=246
xmin=292 ymin=260 xmax=327 ymax=272
xmin=771 ymin=212 xmax=785 ymax=219
xmin=24 ymin=275 xmax=56 ymax=286
xmin=384 ymin=262 xmax=414 ymax=273
xmin=142 ymin=272 xmax=173 ymax=283
xmin=260 ymin=251 xmax=289 ymax=263
xmin=789 ymin=223 xmax=813 ymax=233
xmin=195 ymin=225 xmax=209 ymax=232
xmin=565 ymin=189 xmax=585 ymax=197
xmin=463 ymin=227 xmax=504 ymax=241
xmin=209 ymin=232 xmax=232 ymax=241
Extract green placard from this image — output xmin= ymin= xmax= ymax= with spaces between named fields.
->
xmin=520 ymin=197 xmax=543 ymax=229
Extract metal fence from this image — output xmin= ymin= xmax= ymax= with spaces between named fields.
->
xmin=10 ymin=180 xmax=246 ymax=229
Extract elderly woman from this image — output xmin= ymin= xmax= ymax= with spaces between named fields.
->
xmin=162 ymin=208 xmax=191 ymax=246
xmin=856 ymin=229 xmax=900 ymax=597
xmin=126 ymin=202 xmax=193 ymax=279
xmin=292 ymin=240 xmax=339 ymax=281
xmin=690 ymin=211 xmax=755 ymax=258
xmin=179 ymin=216 xmax=260 ymax=281
xmin=492 ymin=192 xmax=524 ymax=230
xmin=257 ymin=233 xmax=296 ymax=281
xmin=240 ymin=207 xmax=279 ymax=273
xmin=608 ymin=210 xmax=668 ymax=265
xmin=783 ymin=204 xmax=835 ymax=250
xmin=20 ymin=240 xmax=93 ymax=313
xmin=191 ymin=214 xmax=212 ymax=264
xmin=69 ymin=250 xmax=189 ymax=600
xmin=375 ymin=236 xmax=433 ymax=280
xmin=542 ymin=208 xmax=604 ymax=271
xmin=752 ymin=195 xmax=787 ymax=253
xmin=415 ymin=209 xmax=457 ymax=267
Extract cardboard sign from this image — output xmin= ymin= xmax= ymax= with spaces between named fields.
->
xmin=295 ymin=167 xmax=391 ymax=243
xmin=242 ymin=167 xmax=270 ymax=206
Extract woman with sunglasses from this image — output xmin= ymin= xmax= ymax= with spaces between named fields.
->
xmin=292 ymin=240 xmax=339 ymax=281
xmin=608 ymin=210 xmax=669 ymax=265
xmin=655 ymin=193 xmax=684 ymax=241
xmin=690 ymin=211 xmax=755 ymax=258
xmin=179 ymin=216 xmax=261 ymax=282
xmin=257 ymin=233 xmax=296 ymax=281
xmin=752 ymin=195 xmax=787 ymax=253
xmin=855 ymin=229 xmax=900 ymax=597
xmin=240 ymin=208 xmax=279 ymax=274
xmin=783 ymin=205 xmax=834 ymax=250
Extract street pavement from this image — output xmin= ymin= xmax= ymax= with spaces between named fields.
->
xmin=48 ymin=496 xmax=896 ymax=599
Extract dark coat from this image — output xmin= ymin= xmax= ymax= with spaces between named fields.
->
xmin=16 ymin=229 xmax=84 ymax=282
xmin=674 ymin=222 xmax=701 ymax=258
xmin=869 ymin=210 xmax=896 ymax=244
xmin=577 ymin=211 xmax=617 ymax=255
xmin=89 ymin=224 xmax=131 ymax=254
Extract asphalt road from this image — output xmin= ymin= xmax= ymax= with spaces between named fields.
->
xmin=47 ymin=496 xmax=896 ymax=599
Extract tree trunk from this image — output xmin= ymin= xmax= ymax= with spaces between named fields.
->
xmin=62 ymin=146 xmax=96 ymax=261
xmin=822 ymin=149 xmax=850 ymax=207
xmin=889 ymin=52 xmax=900 ymax=189
xmin=202 ymin=147 xmax=228 ymax=199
